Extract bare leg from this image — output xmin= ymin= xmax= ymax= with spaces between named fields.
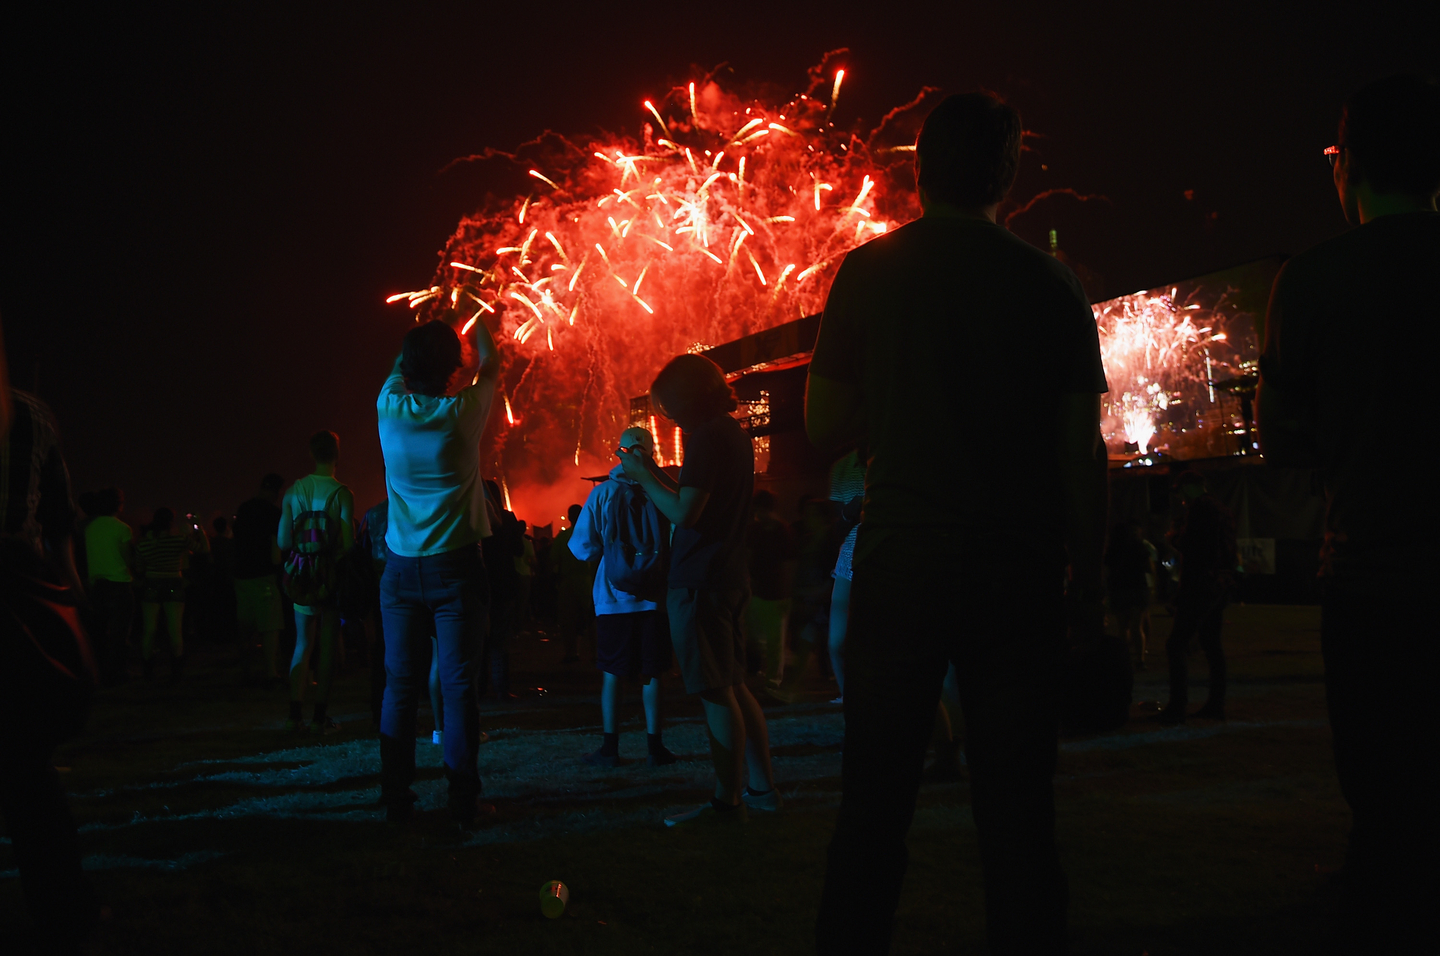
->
xmin=828 ymin=577 xmax=851 ymax=695
xmin=699 ymin=688 xmax=746 ymax=804
xmin=641 ymin=677 xmax=661 ymax=735
xmin=141 ymin=602 xmax=160 ymax=662
xmin=600 ymin=671 xmax=621 ymax=734
xmin=289 ymin=611 xmax=315 ymax=705
xmin=734 ymin=682 xmax=775 ymax=792
xmin=165 ymin=602 xmax=185 ymax=659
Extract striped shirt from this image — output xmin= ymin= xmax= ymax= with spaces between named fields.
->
xmin=135 ymin=533 xmax=193 ymax=577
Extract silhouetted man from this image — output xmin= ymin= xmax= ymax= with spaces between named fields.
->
xmin=377 ymin=311 xmax=499 ymax=825
xmin=1257 ymin=73 xmax=1439 ymax=953
xmin=807 ymin=91 xmax=1108 ymax=955
xmin=233 ymin=474 xmax=284 ymax=685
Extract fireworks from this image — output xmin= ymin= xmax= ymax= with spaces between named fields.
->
xmin=388 ymin=56 xmax=923 ymax=515
xmin=1094 ymin=286 xmax=1256 ymax=459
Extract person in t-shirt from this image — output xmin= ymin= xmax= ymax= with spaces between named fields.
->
xmin=745 ymin=490 xmax=795 ymax=685
xmin=570 ymin=426 xmax=679 ymax=767
xmin=1156 ymin=472 xmax=1236 ymax=725
xmin=806 ymin=91 xmax=1109 ymax=954
xmin=377 ymin=312 xmax=499 ymax=826
xmin=84 ymin=486 xmax=134 ymax=684
xmin=550 ymin=503 xmax=595 ymax=664
xmin=1105 ymin=520 xmax=1154 ymax=671
xmin=767 ymin=496 xmax=843 ymax=704
xmin=1257 ymin=73 xmax=1439 ymax=952
xmin=619 ymin=354 xmax=779 ymax=826
xmin=233 ymin=474 xmax=285 ymax=686
xmin=278 ymin=430 xmax=354 ymax=734
xmin=135 ymin=506 xmax=208 ymax=679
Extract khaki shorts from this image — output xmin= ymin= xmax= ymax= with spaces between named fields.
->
xmin=667 ymin=587 xmax=748 ymax=694
xmin=235 ymin=575 xmax=284 ymax=633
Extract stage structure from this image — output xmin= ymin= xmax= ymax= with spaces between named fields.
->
xmin=630 ymin=255 xmax=1324 ymax=599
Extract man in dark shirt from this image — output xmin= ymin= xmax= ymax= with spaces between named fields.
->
xmin=620 ymin=353 xmax=779 ymax=826
xmin=745 ymin=490 xmax=795 ymax=684
xmin=1157 ymin=471 xmax=1237 ymax=724
xmin=806 ymin=92 xmax=1109 ymax=955
xmin=233 ymin=473 xmax=284 ymax=685
xmin=1257 ymin=73 xmax=1439 ymax=952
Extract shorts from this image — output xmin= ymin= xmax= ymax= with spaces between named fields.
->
xmin=667 ymin=587 xmax=747 ymax=695
xmin=595 ymin=610 xmax=672 ymax=678
xmin=235 ymin=575 xmax=284 ymax=632
xmin=142 ymin=577 xmax=186 ymax=604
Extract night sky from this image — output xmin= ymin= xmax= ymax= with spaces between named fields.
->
xmin=4 ymin=3 xmax=1435 ymax=523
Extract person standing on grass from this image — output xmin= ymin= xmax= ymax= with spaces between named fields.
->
xmin=1155 ymin=471 xmax=1235 ymax=725
xmin=1105 ymin=519 xmax=1154 ymax=671
xmin=278 ymin=430 xmax=354 ymax=734
xmin=84 ymin=486 xmax=135 ymax=684
xmin=825 ymin=446 xmax=866 ymax=703
xmin=377 ymin=312 xmax=499 ymax=825
xmin=570 ymin=426 xmax=679 ymax=768
xmin=234 ymin=474 xmax=285 ymax=686
xmin=806 ymin=91 xmax=1108 ymax=954
xmin=745 ymin=490 xmax=795 ymax=685
xmin=136 ymin=507 xmax=208 ymax=680
xmin=550 ymin=503 xmax=595 ymax=664
xmin=619 ymin=354 xmax=779 ymax=826
xmin=1257 ymin=73 xmax=1439 ymax=954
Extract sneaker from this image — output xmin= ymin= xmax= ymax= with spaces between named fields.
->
xmin=646 ymin=747 xmax=679 ymax=767
xmin=432 ymin=730 xmax=443 ymax=746
xmin=283 ymin=717 xmax=306 ymax=733
xmin=741 ymin=786 xmax=783 ymax=812
xmin=664 ymin=801 xmax=748 ymax=827
xmin=829 ymin=695 xmax=844 ymax=705
xmin=582 ymin=748 xmax=620 ymax=767
xmin=311 ymin=717 xmax=342 ymax=735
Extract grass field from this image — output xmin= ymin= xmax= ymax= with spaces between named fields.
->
xmin=1 ymin=603 xmax=1345 ymax=955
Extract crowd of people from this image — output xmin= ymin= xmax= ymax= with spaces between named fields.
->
xmin=2 ymin=72 xmax=1435 ymax=955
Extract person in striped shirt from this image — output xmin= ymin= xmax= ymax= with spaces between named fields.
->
xmin=136 ymin=507 xmax=208 ymax=678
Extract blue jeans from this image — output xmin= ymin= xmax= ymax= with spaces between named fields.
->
xmin=379 ymin=544 xmax=489 ymax=810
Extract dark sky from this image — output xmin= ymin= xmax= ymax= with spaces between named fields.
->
xmin=4 ymin=2 xmax=1435 ymax=522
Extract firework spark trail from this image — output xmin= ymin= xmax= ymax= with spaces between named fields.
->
xmin=1094 ymin=290 xmax=1253 ymax=456
xmin=390 ymin=61 xmax=923 ymax=513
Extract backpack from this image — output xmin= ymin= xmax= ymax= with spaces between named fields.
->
xmin=603 ymin=480 xmax=668 ymax=597
xmin=282 ymin=481 xmax=345 ymax=606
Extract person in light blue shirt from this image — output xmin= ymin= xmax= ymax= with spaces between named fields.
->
xmin=375 ymin=311 xmax=499 ymax=825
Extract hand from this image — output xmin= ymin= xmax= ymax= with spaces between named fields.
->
xmin=617 ymin=446 xmax=650 ymax=481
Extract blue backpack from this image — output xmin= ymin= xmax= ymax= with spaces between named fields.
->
xmin=603 ymin=481 xmax=668 ymax=596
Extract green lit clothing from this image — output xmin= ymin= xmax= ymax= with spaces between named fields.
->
xmin=85 ymin=515 xmax=133 ymax=583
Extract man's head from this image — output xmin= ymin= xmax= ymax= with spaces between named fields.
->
xmin=95 ymin=489 xmax=123 ymax=518
xmin=753 ymin=490 xmax=777 ymax=515
xmin=1334 ymin=74 xmax=1440 ymax=224
xmin=649 ymin=353 xmax=736 ymax=428
xmin=213 ymin=516 xmax=229 ymax=537
xmin=619 ymin=425 xmax=656 ymax=459
xmin=310 ymin=429 xmax=339 ymax=466
xmin=401 ymin=319 xmax=464 ymax=397
xmin=915 ymin=91 xmax=1023 ymax=214
xmin=1174 ymin=470 xmax=1207 ymax=504
xmin=567 ymin=504 xmax=583 ymax=524
xmin=259 ymin=473 xmax=284 ymax=504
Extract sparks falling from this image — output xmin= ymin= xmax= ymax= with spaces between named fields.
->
xmin=387 ymin=56 xmax=922 ymax=506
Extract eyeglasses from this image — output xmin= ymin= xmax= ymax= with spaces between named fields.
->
xmin=1324 ymin=144 xmax=1343 ymax=168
